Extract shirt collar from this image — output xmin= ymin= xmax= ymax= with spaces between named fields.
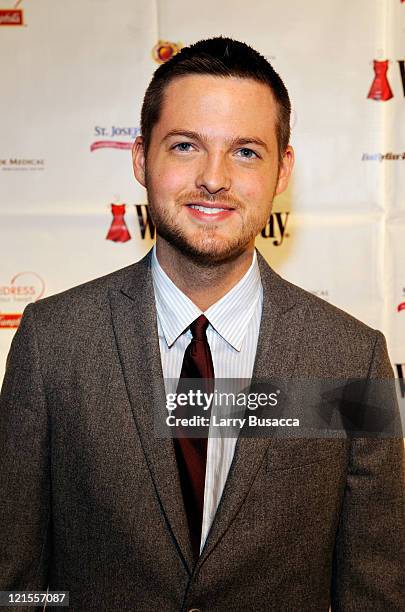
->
xmin=151 ymin=244 xmax=262 ymax=351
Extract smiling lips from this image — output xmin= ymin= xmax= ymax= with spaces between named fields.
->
xmin=186 ymin=201 xmax=235 ymax=221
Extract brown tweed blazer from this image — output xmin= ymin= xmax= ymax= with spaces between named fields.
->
xmin=0 ymin=249 xmax=404 ymax=611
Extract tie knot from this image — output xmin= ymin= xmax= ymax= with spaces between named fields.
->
xmin=190 ymin=315 xmax=209 ymax=341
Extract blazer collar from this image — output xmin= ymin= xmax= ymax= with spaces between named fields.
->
xmin=118 ymin=248 xmax=302 ymax=315
xmin=109 ymin=249 xmax=195 ymax=574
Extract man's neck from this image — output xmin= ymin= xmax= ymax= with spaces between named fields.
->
xmin=155 ymin=238 xmax=255 ymax=311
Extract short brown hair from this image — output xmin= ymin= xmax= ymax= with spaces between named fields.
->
xmin=140 ymin=36 xmax=291 ymax=164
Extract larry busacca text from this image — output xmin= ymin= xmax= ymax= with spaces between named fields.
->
xmin=165 ymin=388 xmax=300 ymax=429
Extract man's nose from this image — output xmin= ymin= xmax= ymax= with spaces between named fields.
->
xmin=195 ymin=152 xmax=231 ymax=194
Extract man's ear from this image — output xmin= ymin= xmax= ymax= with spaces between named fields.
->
xmin=132 ymin=136 xmax=146 ymax=187
xmin=275 ymin=145 xmax=294 ymax=196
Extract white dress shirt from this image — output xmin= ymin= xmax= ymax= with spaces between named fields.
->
xmin=151 ymin=245 xmax=263 ymax=553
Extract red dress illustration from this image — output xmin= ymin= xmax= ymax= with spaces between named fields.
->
xmin=106 ymin=204 xmax=131 ymax=243
xmin=367 ymin=60 xmax=394 ymax=101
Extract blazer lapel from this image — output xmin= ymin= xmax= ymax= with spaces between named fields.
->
xmin=108 ymin=250 xmax=194 ymax=574
xmin=198 ymin=250 xmax=309 ymax=567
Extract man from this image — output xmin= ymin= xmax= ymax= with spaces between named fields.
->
xmin=0 ymin=37 xmax=404 ymax=611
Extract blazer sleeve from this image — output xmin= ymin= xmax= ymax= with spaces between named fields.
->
xmin=0 ymin=303 xmax=51 ymax=609
xmin=330 ymin=331 xmax=405 ymax=611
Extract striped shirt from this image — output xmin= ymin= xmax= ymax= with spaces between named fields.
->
xmin=151 ymin=245 xmax=263 ymax=552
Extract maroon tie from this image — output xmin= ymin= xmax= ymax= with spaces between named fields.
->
xmin=173 ymin=315 xmax=215 ymax=561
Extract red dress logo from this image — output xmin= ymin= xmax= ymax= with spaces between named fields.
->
xmin=367 ymin=60 xmax=394 ymax=101
xmin=106 ymin=204 xmax=131 ymax=243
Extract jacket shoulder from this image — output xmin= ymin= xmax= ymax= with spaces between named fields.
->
xmin=283 ymin=275 xmax=377 ymax=338
xmin=257 ymin=251 xmax=377 ymax=341
xmin=275 ymin=273 xmax=391 ymax=376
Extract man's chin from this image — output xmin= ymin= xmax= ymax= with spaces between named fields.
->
xmin=177 ymin=240 xmax=250 ymax=266
xmin=159 ymin=230 xmax=249 ymax=266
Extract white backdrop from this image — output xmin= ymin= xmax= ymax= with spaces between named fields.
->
xmin=1 ymin=0 xmax=404 ymax=399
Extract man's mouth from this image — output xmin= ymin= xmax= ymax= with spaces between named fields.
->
xmin=189 ymin=204 xmax=230 ymax=214
xmin=185 ymin=202 xmax=236 ymax=220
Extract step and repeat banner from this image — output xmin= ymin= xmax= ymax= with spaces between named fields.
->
xmin=0 ymin=0 xmax=404 ymax=396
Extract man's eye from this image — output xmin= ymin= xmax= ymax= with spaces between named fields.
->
xmin=172 ymin=142 xmax=194 ymax=152
xmin=237 ymin=148 xmax=258 ymax=159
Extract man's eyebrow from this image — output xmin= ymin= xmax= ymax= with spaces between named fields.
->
xmin=162 ymin=129 xmax=269 ymax=152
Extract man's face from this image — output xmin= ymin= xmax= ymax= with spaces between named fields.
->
xmin=133 ymin=74 xmax=294 ymax=264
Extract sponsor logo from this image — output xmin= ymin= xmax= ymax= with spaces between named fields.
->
xmin=361 ymin=152 xmax=405 ymax=161
xmin=106 ymin=204 xmax=132 ymax=243
xmin=0 ymin=0 xmax=24 ymax=26
xmin=105 ymin=204 xmax=290 ymax=246
xmin=152 ymin=40 xmax=182 ymax=64
xmin=367 ymin=59 xmax=405 ymax=100
xmin=90 ymin=126 xmax=140 ymax=152
xmin=105 ymin=204 xmax=154 ymax=244
xmin=0 ymin=271 xmax=45 ymax=329
xmin=0 ymin=158 xmax=45 ymax=171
